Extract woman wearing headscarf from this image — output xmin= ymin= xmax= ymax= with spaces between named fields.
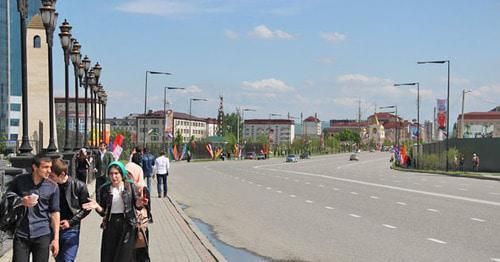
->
xmin=83 ymin=161 xmax=148 ymax=262
xmin=125 ymin=162 xmax=153 ymax=262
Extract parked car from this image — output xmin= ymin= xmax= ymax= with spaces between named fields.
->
xmin=286 ymin=154 xmax=298 ymax=162
xmin=369 ymin=148 xmax=375 ymax=152
xmin=256 ymin=153 xmax=266 ymax=160
xmin=245 ymin=152 xmax=256 ymax=159
xmin=300 ymin=152 xmax=310 ymax=159
xmin=349 ymin=153 xmax=359 ymax=161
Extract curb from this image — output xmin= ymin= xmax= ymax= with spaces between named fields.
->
xmin=391 ymin=166 xmax=500 ymax=181
xmin=166 ymin=196 xmax=227 ymax=262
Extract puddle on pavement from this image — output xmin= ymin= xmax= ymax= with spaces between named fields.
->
xmin=179 ymin=203 xmax=269 ymax=262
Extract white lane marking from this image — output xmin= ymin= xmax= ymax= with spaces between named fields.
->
xmin=414 ymin=183 xmax=422 ymax=186
xmin=305 ymin=200 xmax=314 ymax=204
xmin=276 ymin=190 xmax=283 ymax=194
xmin=471 ymin=218 xmax=485 ymax=222
xmin=350 ymin=192 xmax=359 ymax=195
xmin=396 ymin=202 xmax=407 ymax=206
xmin=427 ymin=209 xmax=439 ymax=212
xmin=235 ymin=177 xmax=239 ymax=179
xmin=383 ymin=224 xmax=397 ymax=229
xmin=248 ymin=181 xmax=254 ymax=184
xmin=305 ymin=182 xmax=311 ymax=185
xmin=318 ymin=185 xmax=325 ymax=188
xmin=289 ymin=194 xmax=296 ymax=198
xmin=294 ymin=179 xmax=299 ymax=182
xmin=349 ymin=214 xmax=361 ymax=218
xmin=266 ymin=187 xmax=272 ymax=190
xmin=434 ymin=185 xmax=443 ymax=188
xmin=491 ymin=258 xmax=500 ymax=262
xmin=284 ymin=177 xmax=289 ymax=180
xmin=393 ymin=180 xmax=402 ymax=183
xmin=427 ymin=238 xmax=447 ymax=244
xmin=458 ymin=188 xmax=468 ymax=191
xmin=333 ymin=188 xmax=340 ymax=191
xmin=370 ymin=196 xmax=379 ymax=199
xmin=257 ymin=184 xmax=262 ymax=187
xmin=489 ymin=192 xmax=500 ymax=195
xmin=241 ymin=179 xmax=245 ymax=182
xmin=260 ymin=168 xmax=500 ymax=207
xmin=325 ymin=206 xmax=335 ymax=210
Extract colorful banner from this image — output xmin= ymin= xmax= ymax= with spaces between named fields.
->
xmin=205 ymin=143 xmax=214 ymax=159
xmin=164 ymin=109 xmax=174 ymax=140
xmin=437 ymin=99 xmax=447 ymax=130
xmin=180 ymin=144 xmax=187 ymax=160
xmin=111 ymin=134 xmax=124 ymax=160
xmin=268 ymin=129 xmax=274 ymax=144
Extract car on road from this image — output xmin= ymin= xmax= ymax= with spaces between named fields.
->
xmin=286 ymin=154 xmax=298 ymax=162
xmin=245 ymin=152 xmax=256 ymax=159
xmin=256 ymin=153 xmax=266 ymax=160
xmin=369 ymin=148 xmax=375 ymax=152
xmin=349 ymin=153 xmax=359 ymax=161
xmin=300 ymin=152 xmax=310 ymax=159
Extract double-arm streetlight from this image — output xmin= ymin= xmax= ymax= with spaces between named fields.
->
xmin=59 ymin=19 xmax=73 ymax=152
xmin=236 ymin=108 xmax=256 ymax=147
xmin=39 ymin=0 xmax=58 ymax=153
xmin=394 ymin=82 xmax=420 ymax=166
xmin=418 ymin=60 xmax=451 ymax=171
xmin=163 ymin=86 xmax=185 ymax=148
xmin=143 ymin=70 xmax=171 ymax=145
xmin=189 ymin=98 xmax=208 ymax=141
xmin=380 ymin=105 xmax=399 ymax=148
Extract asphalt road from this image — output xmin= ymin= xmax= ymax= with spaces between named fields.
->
xmin=169 ymin=152 xmax=500 ymax=262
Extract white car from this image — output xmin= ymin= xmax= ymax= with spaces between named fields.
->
xmin=349 ymin=153 xmax=359 ymax=161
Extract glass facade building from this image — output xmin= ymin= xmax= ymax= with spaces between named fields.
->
xmin=0 ymin=0 xmax=41 ymax=141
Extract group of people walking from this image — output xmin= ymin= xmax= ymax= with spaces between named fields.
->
xmin=2 ymin=142 xmax=171 ymax=262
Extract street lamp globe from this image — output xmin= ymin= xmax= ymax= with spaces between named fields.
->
xmin=93 ymin=63 xmax=102 ymax=79
xmin=88 ymin=70 xmax=96 ymax=86
xmin=78 ymin=63 xmax=85 ymax=79
xmin=39 ymin=1 xmax=55 ymax=28
xmin=82 ymin=55 xmax=91 ymax=71
xmin=70 ymin=40 xmax=81 ymax=64
xmin=58 ymin=19 xmax=72 ymax=49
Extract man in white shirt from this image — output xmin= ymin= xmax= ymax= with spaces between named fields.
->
xmin=154 ymin=151 xmax=170 ymax=198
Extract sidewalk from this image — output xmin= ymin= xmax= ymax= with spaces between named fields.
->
xmin=0 ymin=180 xmax=226 ymax=262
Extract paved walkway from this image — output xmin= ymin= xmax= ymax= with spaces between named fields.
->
xmin=0 ymin=180 xmax=226 ymax=262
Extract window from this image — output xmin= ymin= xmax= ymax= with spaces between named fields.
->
xmin=33 ymin=35 xmax=41 ymax=48
xmin=10 ymin=119 xmax=20 ymax=126
xmin=10 ymin=103 xmax=21 ymax=111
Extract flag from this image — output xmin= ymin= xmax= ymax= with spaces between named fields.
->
xmin=173 ymin=144 xmax=179 ymax=161
xmin=111 ymin=134 xmax=124 ymax=160
xmin=180 ymin=144 xmax=187 ymax=160
xmin=205 ymin=144 xmax=214 ymax=159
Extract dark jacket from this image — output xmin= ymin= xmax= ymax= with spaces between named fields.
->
xmin=95 ymin=150 xmax=114 ymax=178
xmin=62 ymin=176 xmax=91 ymax=227
xmin=141 ymin=153 xmax=155 ymax=176
xmin=0 ymin=192 xmax=25 ymax=235
xmin=132 ymin=152 xmax=143 ymax=167
xmin=96 ymin=181 xmax=141 ymax=228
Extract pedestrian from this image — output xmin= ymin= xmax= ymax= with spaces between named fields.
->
xmin=125 ymin=162 xmax=153 ymax=262
xmin=49 ymin=159 xmax=90 ymax=262
xmin=83 ymin=161 xmax=148 ymax=262
xmin=186 ymin=150 xmax=192 ymax=163
xmin=132 ymin=146 xmax=143 ymax=167
xmin=6 ymin=153 xmax=60 ymax=261
xmin=95 ymin=142 xmax=114 ymax=193
xmin=141 ymin=147 xmax=155 ymax=192
xmin=153 ymin=151 xmax=170 ymax=198
xmin=459 ymin=154 xmax=465 ymax=171
xmin=75 ymin=148 xmax=90 ymax=183
xmin=472 ymin=153 xmax=480 ymax=172
xmin=128 ymin=147 xmax=136 ymax=163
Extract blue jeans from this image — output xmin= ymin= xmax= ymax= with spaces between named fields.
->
xmin=56 ymin=227 xmax=80 ymax=262
xmin=144 ymin=173 xmax=152 ymax=192
xmin=157 ymin=173 xmax=168 ymax=197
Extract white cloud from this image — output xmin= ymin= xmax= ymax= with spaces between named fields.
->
xmin=337 ymin=74 xmax=391 ymax=85
xmin=331 ymin=97 xmax=361 ymax=107
xmin=116 ymin=0 xmax=195 ymax=16
xmin=249 ymin=25 xmax=296 ymax=40
xmin=320 ymin=31 xmax=346 ymax=44
xmin=315 ymin=57 xmax=335 ymax=65
xmin=224 ymin=30 xmax=238 ymax=39
xmin=179 ymin=85 xmax=203 ymax=94
xmin=242 ymin=78 xmax=294 ymax=92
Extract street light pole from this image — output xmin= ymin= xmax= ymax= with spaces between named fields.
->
xmin=59 ymin=19 xmax=73 ymax=152
xmin=189 ymin=98 xmax=208 ymax=141
xmin=418 ymin=60 xmax=450 ymax=171
xmin=380 ymin=105 xmax=398 ymax=148
xmin=143 ymin=70 xmax=171 ymax=146
xmin=394 ymin=82 xmax=420 ymax=167
xmin=82 ymin=56 xmax=92 ymax=148
xmin=461 ymin=89 xmax=471 ymax=139
xmin=163 ymin=86 xmax=184 ymax=149
xmin=70 ymin=40 xmax=81 ymax=150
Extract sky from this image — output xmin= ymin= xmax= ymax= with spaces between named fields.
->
xmin=51 ymin=0 xmax=500 ymax=125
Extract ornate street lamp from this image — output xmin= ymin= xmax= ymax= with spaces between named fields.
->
xmin=101 ymin=92 xmax=108 ymax=142
xmin=87 ymin=69 xmax=96 ymax=147
xmin=82 ymin=55 xmax=91 ymax=147
xmin=59 ymin=19 xmax=72 ymax=151
xmin=91 ymin=80 xmax=100 ymax=147
xmin=39 ymin=0 xmax=58 ymax=154
xmin=70 ymin=40 xmax=81 ymax=150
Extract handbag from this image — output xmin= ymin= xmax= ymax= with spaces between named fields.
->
xmin=135 ymin=208 xmax=149 ymax=248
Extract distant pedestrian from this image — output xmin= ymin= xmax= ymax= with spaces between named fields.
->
xmin=49 ymin=159 xmax=90 ymax=262
xmin=141 ymin=148 xmax=155 ymax=192
xmin=154 ymin=151 xmax=170 ymax=198
xmin=132 ymin=146 xmax=143 ymax=167
xmin=75 ymin=148 xmax=90 ymax=183
xmin=7 ymin=153 xmax=60 ymax=261
xmin=83 ymin=161 xmax=148 ymax=262
xmin=472 ymin=153 xmax=480 ymax=172
xmin=95 ymin=142 xmax=114 ymax=193
xmin=459 ymin=154 xmax=465 ymax=171
xmin=186 ymin=150 xmax=192 ymax=163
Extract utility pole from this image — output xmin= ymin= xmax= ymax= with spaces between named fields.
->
xmin=461 ymin=89 xmax=471 ymax=139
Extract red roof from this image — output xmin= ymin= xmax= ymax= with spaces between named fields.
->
xmin=304 ymin=116 xmax=320 ymax=123
xmin=244 ymin=119 xmax=294 ymax=125
xmin=458 ymin=112 xmax=500 ymax=120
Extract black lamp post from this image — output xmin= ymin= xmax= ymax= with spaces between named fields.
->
xmin=394 ymin=82 xmax=420 ymax=167
xmin=97 ymin=84 xmax=104 ymax=143
xmin=101 ymin=92 xmax=107 ymax=143
xmin=77 ymin=61 xmax=84 ymax=146
xmin=418 ymin=60 xmax=450 ymax=172
xmin=82 ymin=56 xmax=91 ymax=148
xmin=86 ymin=69 xmax=96 ymax=148
xmin=59 ymin=19 xmax=72 ymax=152
xmin=189 ymin=98 xmax=208 ymax=141
xmin=16 ymin=0 xmax=33 ymax=156
xmin=92 ymin=63 xmax=102 ymax=147
xmin=380 ymin=105 xmax=398 ymax=148
xmin=70 ymin=40 xmax=81 ymax=150
xmin=143 ymin=70 xmax=171 ymax=145
xmin=163 ymin=86 xmax=184 ymax=148
xmin=39 ymin=0 xmax=58 ymax=154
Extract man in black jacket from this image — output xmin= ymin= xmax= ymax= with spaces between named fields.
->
xmin=95 ymin=142 xmax=114 ymax=193
xmin=50 ymin=159 xmax=90 ymax=262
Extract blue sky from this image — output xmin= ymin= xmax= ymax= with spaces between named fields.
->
xmin=52 ymin=0 xmax=500 ymax=125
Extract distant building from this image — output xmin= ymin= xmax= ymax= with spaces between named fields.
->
xmin=303 ymin=115 xmax=321 ymax=137
xmin=243 ymin=119 xmax=295 ymax=145
xmin=456 ymin=109 xmax=500 ymax=138
xmin=325 ymin=120 xmax=368 ymax=137
xmin=55 ymin=97 xmax=102 ymax=134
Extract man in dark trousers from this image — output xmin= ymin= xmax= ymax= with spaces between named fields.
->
xmin=7 ymin=153 xmax=60 ymax=261
xmin=95 ymin=141 xmax=114 ymax=193
xmin=49 ymin=159 xmax=90 ymax=262
xmin=141 ymin=147 xmax=155 ymax=192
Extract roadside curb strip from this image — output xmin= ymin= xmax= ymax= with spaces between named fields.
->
xmin=167 ymin=196 xmax=227 ymax=262
xmin=391 ymin=166 xmax=500 ymax=181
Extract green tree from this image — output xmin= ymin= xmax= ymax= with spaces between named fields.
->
xmin=223 ymin=113 xmax=239 ymax=139
xmin=335 ymin=129 xmax=360 ymax=143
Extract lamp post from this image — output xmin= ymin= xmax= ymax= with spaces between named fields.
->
xmin=394 ymin=82 xmax=420 ymax=167
xmin=268 ymin=113 xmax=282 ymax=145
xmin=77 ymin=61 xmax=84 ymax=145
xmin=82 ymin=60 xmax=93 ymax=148
xmin=70 ymin=40 xmax=81 ymax=150
xmin=101 ymin=92 xmax=107 ymax=142
xmin=97 ymin=84 xmax=104 ymax=142
xmin=380 ymin=106 xmax=398 ymax=148
xmin=461 ymin=89 xmax=471 ymax=139
xmin=236 ymin=108 xmax=256 ymax=148
xmin=189 ymin=98 xmax=208 ymax=141
xmin=163 ymin=86 xmax=185 ymax=148
xmin=143 ymin=70 xmax=171 ymax=145
xmin=87 ymin=69 xmax=96 ymax=148
xmin=418 ymin=60 xmax=450 ymax=171
xmin=39 ymin=0 xmax=58 ymax=153
xmin=16 ymin=0 xmax=33 ymax=155
xmin=59 ymin=19 xmax=73 ymax=152
xmin=92 ymin=63 xmax=102 ymax=147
